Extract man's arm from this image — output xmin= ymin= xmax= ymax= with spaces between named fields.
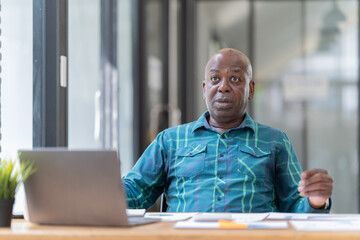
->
xmin=275 ymin=133 xmax=332 ymax=213
xmin=122 ymin=132 xmax=167 ymax=209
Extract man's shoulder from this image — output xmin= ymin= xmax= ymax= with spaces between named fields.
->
xmin=162 ymin=120 xmax=198 ymax=135
xmin=155 ymin=121 xmax=199 ymax=147
xmin=253 ymin=120 xmax=289 ymax=140
xmin=255 ymin=121 xmax=283 ymax=132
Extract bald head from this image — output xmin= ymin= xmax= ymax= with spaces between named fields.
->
xmin=205 ymin=48 xmax=253 ymax=82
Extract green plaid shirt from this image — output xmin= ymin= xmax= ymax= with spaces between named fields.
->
xmin=123 ymin=112 xmax=330 ymax=213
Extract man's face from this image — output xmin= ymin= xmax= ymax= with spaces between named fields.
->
xmin=203 ymin=51 xmax=254 ymax=124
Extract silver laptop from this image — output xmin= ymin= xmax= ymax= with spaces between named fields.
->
xmin=18 ymin=148 xmax=157 ymax=227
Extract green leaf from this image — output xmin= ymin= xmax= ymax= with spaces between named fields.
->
xmin=0 ymin=157 xmax=36 ymax=199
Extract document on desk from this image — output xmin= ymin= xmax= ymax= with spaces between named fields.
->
xmin=126 ymin=209 xmax=146 ymax=217
xmin=174 ymin=213 xmax=286 ymax=229
xmin=144 ymin=212 xmax=197 ymax=221
xmin=174 ymin=219 xmax=288 ymax=229
xmin=192 ymin=213 xmax=269 ymax=222
xmin=291 ymin=220 xmax=360 ymax=231
xmin=268 ymin=212 xmax=360 ymax=221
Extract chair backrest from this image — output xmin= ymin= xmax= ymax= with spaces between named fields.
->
xmin=160 ymin=193 xmax=167 ymax=212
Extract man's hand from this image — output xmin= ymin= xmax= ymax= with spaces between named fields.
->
xmin=298 ymin=169 xmax=333 ymax=209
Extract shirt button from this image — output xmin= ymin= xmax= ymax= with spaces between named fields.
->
xmin=217 ymin=197 xmax=221 ymax=201
xmin=220 ymin=154 xmax=224 ymax=157
xmin=219 ymin=174 xmax=223 ymax=179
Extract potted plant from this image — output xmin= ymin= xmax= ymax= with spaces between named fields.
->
xmin=0 ymin=157 xmax=35 ymax=227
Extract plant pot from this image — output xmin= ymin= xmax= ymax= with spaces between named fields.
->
xmin=0 ymin=198 xmax=14 ymax=227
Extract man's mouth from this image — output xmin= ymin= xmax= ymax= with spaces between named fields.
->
xmin=215 ymin=99 xmax=233 ymax=108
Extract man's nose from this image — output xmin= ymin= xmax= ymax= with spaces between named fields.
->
xmin=218 ymin=79 xmax=231 ymax=92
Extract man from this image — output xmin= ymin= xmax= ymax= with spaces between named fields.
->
xmin=123 ymin=48 xmax=333 ymax=212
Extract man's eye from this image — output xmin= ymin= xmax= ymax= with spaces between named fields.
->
xmin=231 ymin=76 xmax=240 ymax=82
xmin=210 ymin=76 xmax=219 ymax=82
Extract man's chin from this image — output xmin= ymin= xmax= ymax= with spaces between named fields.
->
xmin=213 ymin=110 xmax=236 ymax=119
xmin=214 ymin=107 xmax=234 ymax=113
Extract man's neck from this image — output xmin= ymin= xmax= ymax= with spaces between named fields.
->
xmin=207 ymin=115 xmax=245 ymax=134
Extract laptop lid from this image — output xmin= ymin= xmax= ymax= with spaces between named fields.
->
xmin=18 ymin=148 xmax=134 ymax=226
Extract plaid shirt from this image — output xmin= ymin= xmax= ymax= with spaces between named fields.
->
xmin=123 ymin=112 xmax=330 ymax=213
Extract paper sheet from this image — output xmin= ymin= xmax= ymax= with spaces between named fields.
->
xmin=193 ymin=213 xmax=269 ymax=223
xmin=231 ymin=213 xmax=269 ymax=223
xmin=291 ymin=220 xmax=360 ymax=231
xmin=267 ymin=212 xmax=360 ymax=221
xmin=174 ymin=219 xmax=288 ymax=229
xmin=126 ymin=209 xmax=146 ymax=217
xmin=144 ymin=212 xmax=197 ymax=221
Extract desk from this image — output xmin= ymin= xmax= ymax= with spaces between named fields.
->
xmin=1 ymin=219 xmax=360 ymax=240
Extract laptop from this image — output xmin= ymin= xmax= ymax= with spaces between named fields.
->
xmin=18 ymin=148 xmax=157 ymax=227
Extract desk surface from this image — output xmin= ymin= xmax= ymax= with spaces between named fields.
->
xmin=1 ymin=219 xmax=360 ymax=240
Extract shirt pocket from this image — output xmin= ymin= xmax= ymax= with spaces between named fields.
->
xmin=174 ymin=144 xmax=206 ymax=178
xmin=238 ymin=145 xmax=271 ymax=180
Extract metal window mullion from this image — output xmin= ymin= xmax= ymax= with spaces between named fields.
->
xmin=132 ymin=0 xmax=147 ymax=160
xmin=58 ymin=0 xmax=68 ymax=147
xmin=0 ymin=0 xmax=2 ymax=152
xmin=180 ymin=0 xmax=195 ymax=123
xmin=100 ymin=0 xmax=118 ymax=150
xmin=358 ymin=0 xmax=360 ymax=213
xmin=33 ymin=0 xmax=68 ymax=147
xmin=248 ymin=0 xmax=255 ymax=117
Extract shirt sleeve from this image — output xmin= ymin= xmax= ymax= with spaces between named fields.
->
xmin=275 ymin=133 xmax=331 ymax=213
xmin=122 ymin=132 xmax=167 ymax=209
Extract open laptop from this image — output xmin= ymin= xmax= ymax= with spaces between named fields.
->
xmin=18 ymin=148 xmax=157 ymax=227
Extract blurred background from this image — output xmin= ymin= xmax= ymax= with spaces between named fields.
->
xmin=1 ymin=0 xmax=358 ymax=214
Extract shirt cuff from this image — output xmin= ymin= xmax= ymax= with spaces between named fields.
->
xmin=305 ymin=197 xmax=332 ymax=213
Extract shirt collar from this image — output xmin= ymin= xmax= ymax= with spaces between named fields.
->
xmin=191 ymin=111 xmax=256 ymax=133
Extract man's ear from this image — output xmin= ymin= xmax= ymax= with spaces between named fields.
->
xmin=248 ymin=80 xmax=255 ymax=100
xmin=202 ymin=81 xmax=206 ymax=99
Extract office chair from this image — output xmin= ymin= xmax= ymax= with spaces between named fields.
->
xmin=160 ymin=193 xmax=167 ymax=212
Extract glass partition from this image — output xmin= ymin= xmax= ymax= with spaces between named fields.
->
xmin=1 ymin=0 xmax=33 ymax=214
xmin=195 ymin=0 xmax=250 ymax=117
xmin=194 ymin=0 xmax=359 ymax=213
xmin=253 ymin=1 xmax=358 ymax=213
xmin=68 ymin=0 xmax=101 ymax=149
xmin=68 ymin=0 xmax=134 ymax=174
